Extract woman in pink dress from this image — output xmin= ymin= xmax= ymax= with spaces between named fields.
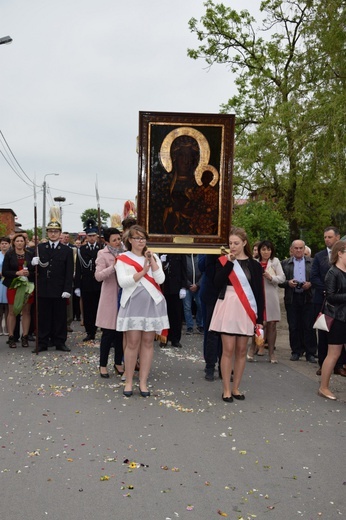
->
xmin=210 ymin=227 xmax=264 ymax=402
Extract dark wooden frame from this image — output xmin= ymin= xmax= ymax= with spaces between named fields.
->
xmin=137 ymin=111 xmax=235 ymax=252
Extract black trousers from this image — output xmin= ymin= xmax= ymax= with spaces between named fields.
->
xmin=38 ymin=297 xmax=67 ymax=348
xmin=82 ymin=290 xmax=101 ymax=337
xmin=99 ymin=329 xmax=123 ymax=367
xmin=285 ymin=294 xmax=316 ymax=358
xmin=165 ymin=294 xmax=183 ymax=344
xmin=203 ymin=298 xmax=222 ymax=369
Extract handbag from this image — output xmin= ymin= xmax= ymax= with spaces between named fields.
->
xmin=313 ymin=312 xmax=334 ymax=332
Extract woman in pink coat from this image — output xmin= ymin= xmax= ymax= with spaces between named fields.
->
xmin=95 ymin=228 xmax=124 ymax=378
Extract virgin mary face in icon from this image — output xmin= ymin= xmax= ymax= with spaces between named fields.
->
xmin=163 ymin=135 xmax=200 ymax=234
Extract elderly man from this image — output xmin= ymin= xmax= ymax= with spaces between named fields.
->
xmin=280 ymin=240 xmax=317 ymax=363
xmin=311 ymin=226 xmax=346 ymax=376
xmin=32 ymin=219 xmax=74 ymax=352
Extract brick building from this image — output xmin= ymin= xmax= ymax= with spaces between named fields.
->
xmin=0 ymin=208 xmax=17 ymax=236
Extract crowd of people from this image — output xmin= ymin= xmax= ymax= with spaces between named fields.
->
xmin=0 ymin=222 xmax=345 ymax=401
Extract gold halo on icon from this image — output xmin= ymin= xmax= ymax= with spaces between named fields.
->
xmin=159 ymin=127 xmax=219 ymax=186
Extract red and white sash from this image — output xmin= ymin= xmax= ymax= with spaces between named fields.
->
xmin=117 ymin=253 xmax=168 ymax=339
xmin=117 ymin=254 xmax=162 ymax=293
xmin=219 ymin=256 xmax=257 ymax=326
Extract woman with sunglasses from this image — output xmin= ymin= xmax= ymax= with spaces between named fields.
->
xmin=115 ymin=225 xmax=169 ymax=397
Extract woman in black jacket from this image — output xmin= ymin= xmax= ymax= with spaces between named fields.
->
xmin=210 ymin=227 xmax=264 ymax=402
xmin=318 ymin=240 xmax=346 ymax=400
xmin=2 ymin=234 xmax=34 ymax=348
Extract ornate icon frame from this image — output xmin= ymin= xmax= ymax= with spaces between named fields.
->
xmin=137 ymin=111 xmax=235 ymax=253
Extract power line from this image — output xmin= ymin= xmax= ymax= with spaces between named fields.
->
xmin=0 ymin=193 xmax=34 ymax=205
xmin=0 ymin=149 xmax=33 ymax=188
xmin=49 ymin=186 xmax=127 ymax=201
xmin=0 ymin=130 xmax=35 ymax=186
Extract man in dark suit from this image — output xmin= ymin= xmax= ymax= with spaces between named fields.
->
xmin=74 ymin=223 xmax=102 ymax=341
xmin=160 ymin=254 xmax=187 ymax=348
xmin=311 ymin=226 xmax=346 ymax=376
xmin=32 ymin=219 xmax=74 ymax=352
xmin=280 ymin=239 xmax=317 ymax=363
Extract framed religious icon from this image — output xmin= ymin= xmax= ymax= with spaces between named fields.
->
xmin=137 ymin=111 xmax=235 ymax=252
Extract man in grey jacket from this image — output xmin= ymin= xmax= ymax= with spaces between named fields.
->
xmin=280 ymin=240 xmax=317 ymax=363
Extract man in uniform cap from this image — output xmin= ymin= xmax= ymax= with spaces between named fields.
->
xmin=31 ymin=219 xmax=74 ymax=352
xmin=74 ymin=220 xmax=102 ymax=341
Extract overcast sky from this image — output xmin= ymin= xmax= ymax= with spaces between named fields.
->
xmin=1 ymin=0 xmax=259 ymax=234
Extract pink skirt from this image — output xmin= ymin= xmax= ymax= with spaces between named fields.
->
xmin=209 ymin=286 xmax=255 ymax=336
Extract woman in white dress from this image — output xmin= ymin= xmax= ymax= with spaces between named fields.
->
xmin=253 ymin=240 xmax=286 ymax=363
xmin=115 ymin=225 xmax=169 ymax=397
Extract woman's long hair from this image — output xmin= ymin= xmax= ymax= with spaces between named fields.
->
xmin=229 ymin=226 xmax=253 ymax=258
xmin=330 ymin=240 xmax=346 ymax=265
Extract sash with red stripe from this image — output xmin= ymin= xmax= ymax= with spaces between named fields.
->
xmin=117 ymin=254 xmax=168 ymax=340
xmin=117 ymin=254 xmax=162 ymax=293
xmin=219 ymin=256 xmax=260 ymax=336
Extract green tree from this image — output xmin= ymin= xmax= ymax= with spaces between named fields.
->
xmin=232 ymin=201 xmax=290 ymax=259
xmin=0 ymin=223 xmax=6 ymax=237
xmin=80 ymin=208 xmax=110 ymax=228
xmin=188 ymin=0 xmax=346 ymax=246
xmin=24 ymin=227 xmax=42 ymax=240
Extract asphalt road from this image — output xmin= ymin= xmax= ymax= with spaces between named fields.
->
xmin=0 ymin=320 xmax=345 ymax=520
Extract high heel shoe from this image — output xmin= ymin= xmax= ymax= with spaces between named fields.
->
xmin=123 ymin=388 xmax=133 ymax=397
xmin=139 ymin=387 xmax=150 ymax=397
xmin=99 ymin=368 xmax=109 ymax=379
xmin=114 ymin=364 xmax=124 ymax=376
xmin=232 ymin=392 xmax=245 ymax=401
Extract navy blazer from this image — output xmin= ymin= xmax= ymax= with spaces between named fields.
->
xmin=36 ymin=242 xmax=73 ymax=298
xmin=75 ymin=243 xmax=102 ymax=293
xmin=310 ymin=249 xmax=331 ymax=305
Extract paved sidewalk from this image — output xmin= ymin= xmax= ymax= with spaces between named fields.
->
xmin=0 ymin=319 xmax=344 ymax=520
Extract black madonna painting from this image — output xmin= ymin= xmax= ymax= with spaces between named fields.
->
xmin=137 ymin=112 xmax=235 ymax=250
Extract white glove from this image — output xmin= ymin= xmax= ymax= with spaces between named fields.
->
xmin=74 ymin=288 xmax=81 ymax=297
xmin=160 ymin=254 xmax=167 ymax=262
xmin=61 ymin=292 xmax=71 ymax=299
xmin=32 ymin=257 xmax=40 ymax=266
xmin=179 ymin=288 xmax=187 ymax=299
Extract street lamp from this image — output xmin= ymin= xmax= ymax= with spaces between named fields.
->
xmin=0 ymin=36 xmax=12 ymax=45
xmin=42 ymin=173 xmax=59 ymax=238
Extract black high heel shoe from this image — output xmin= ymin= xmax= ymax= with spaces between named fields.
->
xmin=114 ymin=364 xmax=124 ymax=376
xmin=139 ymin=387 xmax=150 ymax=397
xmin=99 ymin=368 xmax=109 ymax=379
xmin=232 ymin=393 xmax=245 ymax=401
xmin=123 ymin=389 xmax=133 ymax=397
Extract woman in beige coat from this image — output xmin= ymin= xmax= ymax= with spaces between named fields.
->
xmin=95 ymin=228 xmax=124 ymax=378
xmin=248 ymin=240 xmax=285 ymax=363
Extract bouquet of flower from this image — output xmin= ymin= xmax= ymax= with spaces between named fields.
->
xmin=9 ymin=276 xmax=34 ymax=316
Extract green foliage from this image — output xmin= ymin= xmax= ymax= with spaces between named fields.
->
xmin=232 ymin=201 xmax=290 ymax=259
xmin=0 ymin=222 xmax=6 ymax=237
xmin=80 ymin=208 xmax=110 ymax=228
xmin=188 ymin=0 xmax=346 ymax=242
xmin=24 ymin=228 xmax=42 ymax=240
